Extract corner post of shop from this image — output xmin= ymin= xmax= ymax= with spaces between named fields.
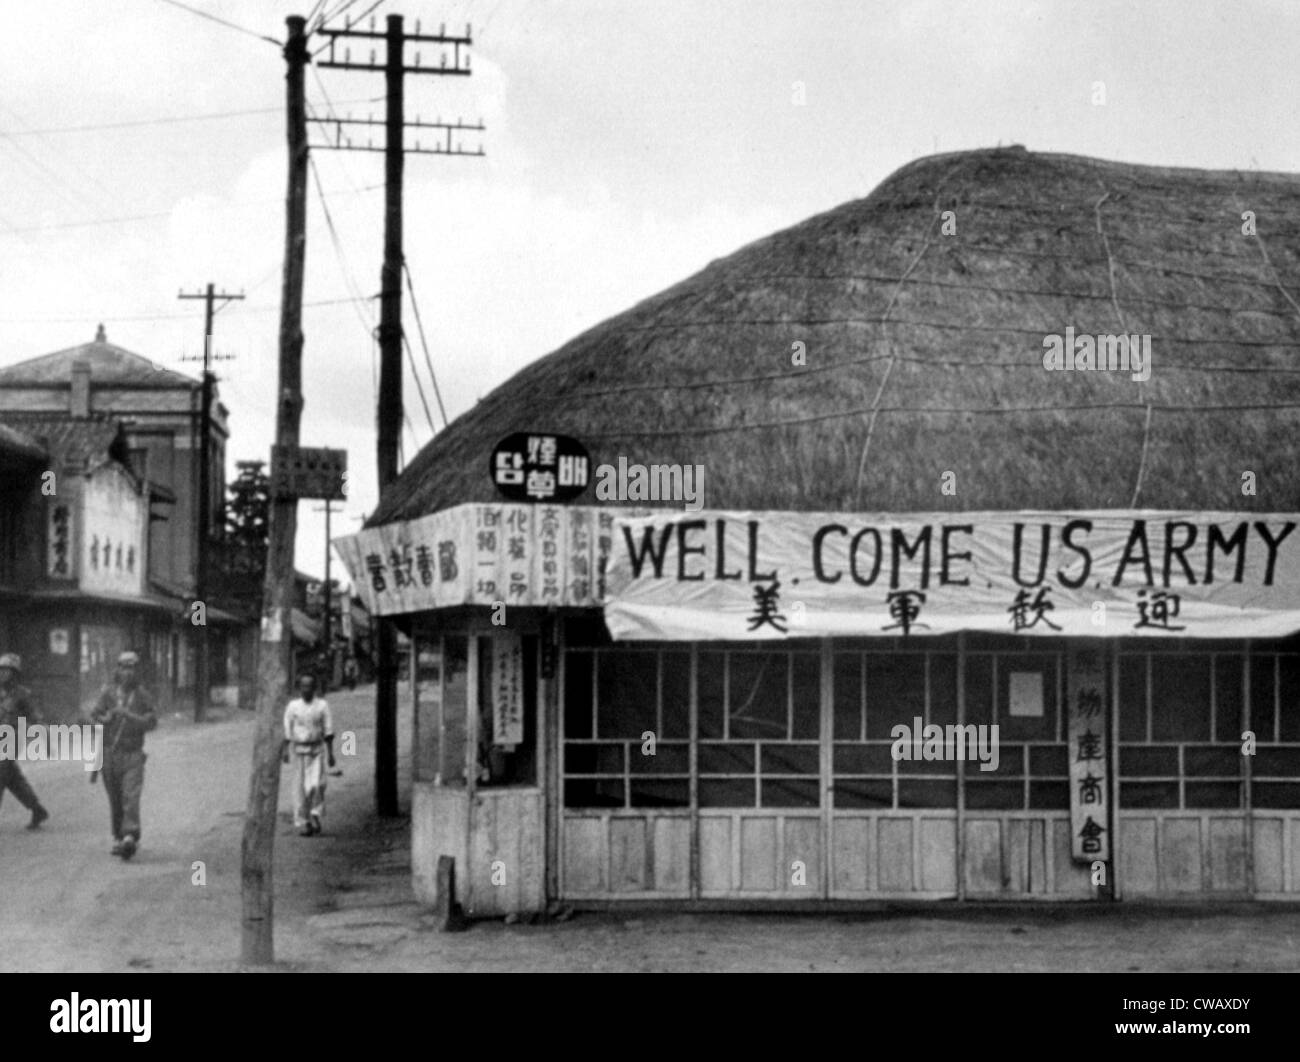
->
xmin=1107 ymin=636 xmax=1121 ymax=901
xmin=955 ymin=630 xmax=967 ymax=900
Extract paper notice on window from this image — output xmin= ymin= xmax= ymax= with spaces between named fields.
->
xmin=1008 ymin=671 xmax=1043 ymax=717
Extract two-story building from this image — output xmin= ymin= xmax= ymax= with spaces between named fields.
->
xmin=0 ymin=325 xmax=252 ymax=716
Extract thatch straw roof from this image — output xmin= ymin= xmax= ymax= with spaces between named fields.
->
xmin=372 ymin=146 xmax=1300 ymax=526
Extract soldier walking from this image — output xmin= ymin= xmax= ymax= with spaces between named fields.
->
xmin=0 ymin=653 xmax=50 ymax=830
xmin=88 ymin=651 xmax=157 ymax=859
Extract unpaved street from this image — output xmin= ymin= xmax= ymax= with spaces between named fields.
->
xmin=5 ymin=683 xmax=1300 ymax=972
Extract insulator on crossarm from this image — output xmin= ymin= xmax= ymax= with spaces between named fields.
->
xmin=440 ymin=53 xmax=447 ymax=68
xmin=415 ymin=52 xmax=421 ymax=66
xmin=465 ymin=52 xmax=471 ymax=71
xmin=345 ymin=47 xmax=351 ymax=62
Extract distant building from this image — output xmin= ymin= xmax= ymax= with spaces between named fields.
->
xmin=0 ymin=325 xmax=252 ymax=717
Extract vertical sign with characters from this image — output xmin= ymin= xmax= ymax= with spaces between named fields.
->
xmin=491 ymin=631 xmax=524 ymax=747
xmin=1067 ymin=644 xmax=1110 ymax=863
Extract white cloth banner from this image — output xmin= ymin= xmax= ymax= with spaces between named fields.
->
xmin=603 ymin=510 xmax=1300 ymax=641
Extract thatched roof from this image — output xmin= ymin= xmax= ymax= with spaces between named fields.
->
xmin=372 ymin=146 xmax=1300 ymax=526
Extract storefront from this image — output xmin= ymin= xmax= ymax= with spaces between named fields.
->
xmin=337 ymin=503 xmax=1300 ymax=914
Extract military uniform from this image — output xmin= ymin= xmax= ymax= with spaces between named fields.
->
xmin=0 ymin=654 xmax=49 ymax=829
xmin=89 ymin=678 xmax=157 ymax=855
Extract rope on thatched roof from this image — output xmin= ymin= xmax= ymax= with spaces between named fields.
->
xmin=581 ymin=399 xmax=1300 ymax=440
xmin=853 ymin=156 xmax=972 ymax=507
xmin=1235 ymin=191 xmax=1300 ymax=325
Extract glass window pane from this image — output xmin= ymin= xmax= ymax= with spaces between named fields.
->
xmin=897 ymin=778 xmax=956 ymax=808
xmin=1255 ymin=748 xmax=1300 ymax=776
xmin=1120 ymin=782 xmax=1179 ymax=808
xmin=760 ymin=779 xmax=819 ymax=808
xmin=865 ymin=654 xmax=925 ymax=738
xmin=1028 ymin=780 xmax=1068 ymax=809
xmin=630 ymin=743 xmax=689 ymax=774
xmin=1120 ymin=746 xmax=1179 ymax=776
xmin=1250 ymin=656 xmax=1277 ymax=742
xmin=1184 ymin=746 xmax=1241 ymax=777
xmin=792 ymin=653 xmax=820 ymax=739
xmin=564 ymin=778 xmax=624 ymax=808
xmin=564 ymin=650 xmax=592 ymax=739
xmin=1252 ymin=783 xmax=1300 ymax=809
xmin=1214 ymin=655 xmax=1243 ymax=743
xmin=1029 ymin=745 xmax=1068 ymax=775
xmin=833 ymin=653 xmax=862 ymax=740
xmin=1185 ymin=782 xmax=1241 ymax=809
xmin=698 ymin=651 xmax=725 ymax=739
xmin=1118 ymin=655 xmax=1147 ymax=742
xmin=833 ymin=780 xmax=892 ymax=809
xmin=833 ymin=743 xmax=894 ymax=774
xmin=661 ymin=651 xmax=690 ymax=738
xmin=729 ymin=653 xmax=789 ymax=740
xmin=629 ymin=779 xmax=689 ymax=808
xmin=965 ymin=781 xmax=1023 ymax=810
xmin=699 ymin=742 xmax=754 ymax=773
xmin=1280 ymin=656 xmax=1300 ymax=741
xmin=1150 ymin=655 xmax=1210 ymax=742
xmin=964 ymin=655 xmax=994 ymax=727
xmin=596 ymin=651 xmax=658 ymax=739
xmin=930 ymin=653 xmax=957 ymax=726
xmin=760 ymin=744 xmax=819 ymax=774
xmin=699 ymin=778 xmax=755 ymax=807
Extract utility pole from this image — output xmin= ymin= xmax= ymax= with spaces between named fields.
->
xmin=179 ymin=282 xmax=243 ymax=723
xmin=242 ymin=14 xmax=309 ymax=966
xmin=315 ymin=11 xmax=483 ymax=817
xmin=312 ymin=500 xmax=339 ymax=689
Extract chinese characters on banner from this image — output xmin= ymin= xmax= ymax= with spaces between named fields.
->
xmin=1067 ymin=645 xmax=1109 ymax=863
xmin=333 ymin=504 xmax=646 ymax=617
xmin=603 ymin=510 xmax=1300 ymax=641
xmin=491 ymin=632 xmax=524 ymax=747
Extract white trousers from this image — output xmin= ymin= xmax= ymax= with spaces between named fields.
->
xmin=293 ymin=745 xmax=326 ymax=828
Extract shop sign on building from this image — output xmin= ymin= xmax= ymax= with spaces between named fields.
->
xmin=489 ymin=432 xmax=590 ymax=503
xmin=1067 ymin=644 xmax=1109 ymax=863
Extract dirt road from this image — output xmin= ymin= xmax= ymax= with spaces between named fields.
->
xmin=5 ymin=683 xmax=1300 ymax=972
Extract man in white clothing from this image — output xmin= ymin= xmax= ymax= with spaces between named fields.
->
xmin=281 ymin=673 xmax=336 ymax=836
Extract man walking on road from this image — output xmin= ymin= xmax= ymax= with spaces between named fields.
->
xmin=282 ymin=673 xmax=336 ymax=837
xmin=88 ymin=651 xmax=157 ymax=859
xmin=0 ymin=653 xmax=50 ymax=830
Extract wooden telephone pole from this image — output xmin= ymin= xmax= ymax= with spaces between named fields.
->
xmin=242 ymin=14 xmax=310 ymax=966
xmin=315 ymin=11 xmax=483 ymax=817
xmin=179 ymin=282 xmax=243 ymax=723
xmin=312 ymin=500 xmax=339 ymax=688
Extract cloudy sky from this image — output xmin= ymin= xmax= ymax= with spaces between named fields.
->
xmin=2 ymin=0 xmax=1297 ymax=583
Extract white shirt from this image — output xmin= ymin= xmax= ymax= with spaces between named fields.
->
xmin=283 ymin=697 xmax=334 ymax=745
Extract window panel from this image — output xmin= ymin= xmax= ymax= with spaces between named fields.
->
xmin=1253 ymin=783 xmax=1300 ymax=809
xmin=629 ymin=743 xmax=689 ymax=774
xmin=698 ymin=742 xmax=754 ymax=773
xmin=1150 ymin=655 xmax=1211 ymax=742
xmin=865 ymin=655 xmax=925 ymax=737
xmin=1185 ymin=782 xmax=1241 ymax=809
xmin=729 ymin=653 xmax=789 ymax=739
xmin=1118 ymin=655 xmax=1147 ymax=742
xmin=760 ymin=743 xmax=819 ymax=774
xmin=698 ymin=779 xmax=756 ymax=807
xmin=564 ymin=651 xmax=593 ymax=739
xmin=1120 ymin=746 xmax=1179 ymax=776
xmin=965 ymin=781 xmax=1024 ymax=810
xmin=760 ymin=778 xmax=819 ymax=808
xmin=1214 ymin=656 xmax=1243 ymax=743
xmin=832 ymin=743 xmax=894 ymax=774
xmin=1279 ymin=656 xmax=1300 ymax=741
xmin=661 ymin=651 xmax=691 ymax=738
xmin=697 ymin=651 xmax=725 ymax=739
xmin=1028 ymin=780 xmax=1068 ymax=809
xmin=833 ymin=653 xmax=862 ymax=740
xmin=1183 ymin=746 xmax=1241 ymax=777
xmin=564 ymin=778 xmax=624 ymax=808
xmin=1029 ymin=745 xmax=1068 ymax=774
xmin=897 ymin=778 xmax=956 ymax=808
xmin=929 ymin=653 xmax=957 ymax=726
xmin=1120 ymin=782 xmax=1179 ymax=808
xmin=791 ymin=653 xmax=820 ymax=739
xmin=997 ymin=655 xmax=1057 ymax=740
xmin=596 ymin=651 xmax=658 ymax=739
xmin=1250 ymin=656 xmax=1277 ymax=742
xmin=629 ymin=779 xmax=690 ymax=808
xmin=833 ymin=780 xmax=892 ymax=809
xmin=1254 ymin=747 xmax=1300 ymax=776
xmin=964 ymin=655 xmax=994 ymax=726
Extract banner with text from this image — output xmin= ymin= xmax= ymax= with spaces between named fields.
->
xmin=603 ymin=510 xmax=1300 ymax=641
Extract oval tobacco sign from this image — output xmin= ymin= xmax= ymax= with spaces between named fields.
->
xmin=489 ymin=432 xmax=591 ymax=503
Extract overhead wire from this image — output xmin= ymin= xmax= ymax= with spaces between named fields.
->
xmin=153 ymin=0 xmax=281 ymax=46
xmin=401 ymin=260 xmax=449 ymax=425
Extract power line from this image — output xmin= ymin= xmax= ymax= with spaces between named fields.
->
xmin=153 ymin=0 xmax=281 ymax=46
xmin=401 ymin=260 xmax=448 ymax=425
xmin=401 ymin=329 xmax=438 ymax=435
xmin=0 ymin=296 xmax=368 ymax=325
xmin=2 ymin=100 xmax=376 ymax=137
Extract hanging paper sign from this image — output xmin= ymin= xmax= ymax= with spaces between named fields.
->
xmin=491 ymin=632 xmax=524 ymax=747
xmin=489 ymin=432 xmax=590 ymax=503
xmin=1067 ymin=644 xmax=1110 ymax=863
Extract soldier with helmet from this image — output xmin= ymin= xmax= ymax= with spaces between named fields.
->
xmin=0 ymin=653 xmax=50 ymax=830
